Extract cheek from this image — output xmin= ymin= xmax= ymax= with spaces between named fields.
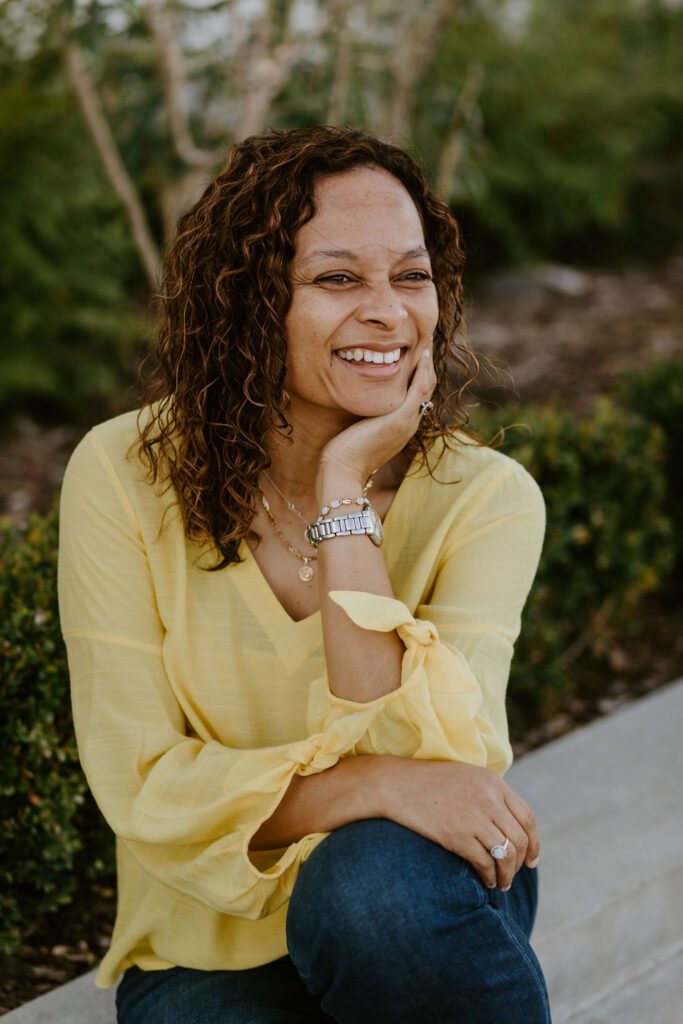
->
xmin=283 ymin=317 xmax=331 ymax=391
xmin=285 ymin=295 xmax=332 ymax=346
xmin=285 ymin=296 xmax=347 ymax=374
xmin=412 ymin=290 xmax=439 ymax=331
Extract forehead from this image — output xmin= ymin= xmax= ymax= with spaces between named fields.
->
xmin=293 ymin=166 xmax=426 ymax=259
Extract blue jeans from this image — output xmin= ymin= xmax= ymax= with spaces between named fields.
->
xmin=116 ymin=819 xmax=552 ymax=1023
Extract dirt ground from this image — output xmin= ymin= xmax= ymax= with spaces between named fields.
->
xmin=1 ymin=258 xmax=681 ymax=1014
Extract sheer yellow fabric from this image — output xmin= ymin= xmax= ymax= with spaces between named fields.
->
xmin=57 ymin=406 xmax=545 ymax=987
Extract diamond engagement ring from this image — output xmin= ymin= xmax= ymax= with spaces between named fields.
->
xmin=419 ymin=401 xmax=434 ymax=416
xmin=490 ymin=838 xmax=510 ymax=860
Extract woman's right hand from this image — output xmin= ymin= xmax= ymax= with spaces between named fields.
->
xmin=377 ymin=756 xmax=541 ymax=891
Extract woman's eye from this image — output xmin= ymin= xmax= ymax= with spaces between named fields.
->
xmin=314 ymin=271 xmax=433 ymax=286
xmin=316 ymin=274 xmax=355 ymax=285
xmin=400 ymin=272 xmax=433 ymax=283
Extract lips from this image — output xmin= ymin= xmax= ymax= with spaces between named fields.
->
xmin=334 ymin=345 xmax=408 ymax=355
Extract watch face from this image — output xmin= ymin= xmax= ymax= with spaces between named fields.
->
xmin=368 ymin=507 xmax=384 ymax=546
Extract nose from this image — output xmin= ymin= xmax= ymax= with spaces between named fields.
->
xmin=354 ymin=281 xmax=409 ymax=331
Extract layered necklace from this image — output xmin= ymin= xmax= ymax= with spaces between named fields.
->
xmin=258 ymin=470 xmax=375 ymax=583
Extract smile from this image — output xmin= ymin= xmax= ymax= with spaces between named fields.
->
xmin=336 ymin=346 xmax=403 ymax=364
xmin=333 ymin=347 xmax=407 ymax=378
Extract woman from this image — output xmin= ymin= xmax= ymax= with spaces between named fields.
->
xmin=57 ymin=125 xmax=552 ymax=1023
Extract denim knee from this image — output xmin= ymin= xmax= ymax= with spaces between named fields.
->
xmin=287 ymin=818 xmax=485 ymax=970
xmin=286 ymin=818 xmax=551 ymax=1024
xmin=288 ymin=817 xmax=484 ymax=954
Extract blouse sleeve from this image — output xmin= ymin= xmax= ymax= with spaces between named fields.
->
xmin=57 ymin=432 xmax=386 ymax=921
xmin=306 ymin=461 xmax=546 ymax=775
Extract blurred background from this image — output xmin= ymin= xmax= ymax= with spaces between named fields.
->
xmin=1 ymin=0 xmax=681 ymax=445
xmin=1 ymin=0 xmax=681 ymax=1012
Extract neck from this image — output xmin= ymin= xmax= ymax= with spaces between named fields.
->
xmin=263 ymin=401 xmax=357 ymax=501
xmin=262 ymin=401 xmax=407 ymax=503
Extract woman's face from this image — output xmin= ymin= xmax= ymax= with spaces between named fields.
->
xmin=283 ymin=166 xmax=439 ymax=421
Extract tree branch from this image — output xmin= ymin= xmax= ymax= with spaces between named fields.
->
xmin=145 ymin=0 xmax=225 ymax=168
xmin=383 ymin=0 xmax=458 ymax=139
xmin=435 ymin=60 xmax=484 ymax=200
xmin=235 ymin=0 xmax=333 ymax=140
xmin=61 ymin=38 xmax=160 ymax=290
xmin=327 ymin=0 xmax=354 ymax=124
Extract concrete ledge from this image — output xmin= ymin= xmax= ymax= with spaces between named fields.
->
xmin=5 ymin=678 xmax=682 ymax=1022
xmin=507 ymin=676 xmax=683 ymax=1020
xmin=558 ymin=939 xmax=683 ymax=1024
xmin=2 ymin=970 xmax=116 ymax=1022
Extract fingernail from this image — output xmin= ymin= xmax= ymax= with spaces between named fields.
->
xmin=528 ymin=856 xmax=540 ymax=868
xmin=486 ymin=883 xmax=497 ymax=889
xmin=501 ymin=885 xmax=511 ymax=892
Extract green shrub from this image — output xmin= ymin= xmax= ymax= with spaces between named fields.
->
xmin=610 ymin=357 xmax=683 ymax=572
xmin=0 ymin=500 xmax=114 ymax=954
xmin=470 ymin=395 xmax=675 ymax=711
xmin=0 ymin=55 xmax=146 ymax=425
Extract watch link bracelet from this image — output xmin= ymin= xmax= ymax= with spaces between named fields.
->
xmin=305 ymin=505 xmax=384 ymax=548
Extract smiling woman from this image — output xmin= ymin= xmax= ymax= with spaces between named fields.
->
xmin=287 ymin=173 xmax=437 ymax=407
xmin=57 ymin=126 xmax=552 ymax=1023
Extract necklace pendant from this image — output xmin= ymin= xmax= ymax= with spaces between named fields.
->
xmin=298 ymin=563 xmax=315 ymax=583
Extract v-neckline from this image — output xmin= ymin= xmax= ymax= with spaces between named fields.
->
xmin=233 ymin=447 xmax=422 ymax=667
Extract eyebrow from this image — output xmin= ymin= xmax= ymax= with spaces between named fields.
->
xmin=300 ymin=245 xmax=430 ymax=263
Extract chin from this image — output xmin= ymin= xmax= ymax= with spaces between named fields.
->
xmin=342 ymin=392 xmax=406 ymax=418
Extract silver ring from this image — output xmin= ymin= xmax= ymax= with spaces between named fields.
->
xmin=490 ymin=838 xmax=510 ymax=860
xmin=419 ymin=401 xmax=434 ymax=416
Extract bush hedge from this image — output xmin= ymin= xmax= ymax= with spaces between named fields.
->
xmin=610 ymin=357 xmax=683 ymax=573
xmin=471 ymin=393 xmax=676 ymax=712
xmin=0 ymin=501 xmax=114 ymax=954
xmin=1 ymin=359 xmax=681 ymax=952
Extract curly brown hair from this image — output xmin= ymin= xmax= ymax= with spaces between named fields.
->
xmin=130 ymin=125 xmax=492 ymax=571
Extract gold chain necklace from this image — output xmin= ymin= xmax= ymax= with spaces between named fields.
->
xmin=262 ymin=471 xmax=311 ymax=527
xmin=258 ymin=470 xmax=378 ymax=584
xmin=258 ymin=490 xmax=318 ymax=582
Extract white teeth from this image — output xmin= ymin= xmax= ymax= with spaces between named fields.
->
xmin=336 ymin=347 xmax=403 ymax=364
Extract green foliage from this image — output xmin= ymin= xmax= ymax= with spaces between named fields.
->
xmin=0 ymin=499 xmax=114 ymax=955
xmin=1 ymin=0 xmax=680 ymax=431
xmin=421 ymin=0 xmax=683 ymax=265
xmin=0 ymin=52 xmax=147 ymax=424
xmin=470 ymin=393 xmax=675 ymax=709
xmin=611 ymin=358 xmax=683 ymax=571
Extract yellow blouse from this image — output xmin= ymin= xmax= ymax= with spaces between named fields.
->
xmin=56 ymin=404 xmax=546 ymax=988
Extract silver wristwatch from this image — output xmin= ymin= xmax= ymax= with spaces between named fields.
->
xmin=305 ymin=505 xmax=384 ymax=548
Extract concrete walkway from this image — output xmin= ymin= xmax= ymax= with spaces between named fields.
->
xmin=4 ymin=677 xmax=682 ymax=1023
xmin=512 ymin=676 xmax=683 ymax=1023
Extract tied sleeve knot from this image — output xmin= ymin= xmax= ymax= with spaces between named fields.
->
xmin=318 ymin=588 xmax=491 ymax=767
xmin=396 ymin=618 xmax=438 ymax=647
xmin=327 ymin=589 xmax=438 ymax=649
xmin=287 ymin=737 xmax=340 ymax=776
xmin=287 ymin=704 xmax=385 ymax=776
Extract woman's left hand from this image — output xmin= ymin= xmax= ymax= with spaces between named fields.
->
xmin=318 ymin=342 xmax=437 ymax=485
